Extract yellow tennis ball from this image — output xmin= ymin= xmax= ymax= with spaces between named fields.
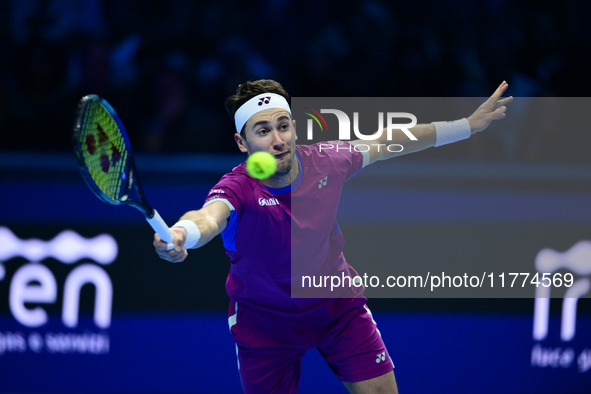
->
xmin=246 ymin=151 xmax=277 ymax=179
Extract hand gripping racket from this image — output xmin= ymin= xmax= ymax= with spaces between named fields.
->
xmin=73 ymin=95 xmax=174 ymax=250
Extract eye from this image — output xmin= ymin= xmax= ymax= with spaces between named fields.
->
xmin=258 ymin=128 xmax=269 ymax=135
xmin=280 ymin=123 xmax=289 ymax=130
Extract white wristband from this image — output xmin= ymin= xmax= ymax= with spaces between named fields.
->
xmin=431 ymin=118 xmax=471 ymax=147
xmin=172 ymin=220 xmax=201 ymax=249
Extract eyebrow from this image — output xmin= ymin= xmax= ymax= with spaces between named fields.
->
xmin=252 ymin=115 xmax=290 ymax=129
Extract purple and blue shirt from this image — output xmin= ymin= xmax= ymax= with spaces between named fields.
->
xmin=203 ymin=141 xmax=368 ymax=315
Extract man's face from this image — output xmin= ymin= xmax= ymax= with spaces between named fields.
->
xmin=235 ymin=108 xmax=297 ymax=177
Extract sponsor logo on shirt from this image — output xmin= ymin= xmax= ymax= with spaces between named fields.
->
xmin=318 ymin=176 xmax=328 ymax=189
xmin=204 ymin=195 xmax=225 ymax=205
xmin=208 ymin=189 xmax=225 ymax=195
xmin=376 ymin=352 xmax=386 ymax=363
xmin=258 ymin=197 xmax=280 ymax=206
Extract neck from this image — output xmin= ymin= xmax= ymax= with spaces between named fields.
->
xmin=260 ymin=156 xmax=300 ymax=189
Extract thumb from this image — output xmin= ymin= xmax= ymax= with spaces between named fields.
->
xmin=174 ymin=231 xmax=185 ymax=252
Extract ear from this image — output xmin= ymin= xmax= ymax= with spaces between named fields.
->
xmin=234 ymin=133 xmax=249 ymax=153
xmin=292 ymin=119 xmax=298 ymax=141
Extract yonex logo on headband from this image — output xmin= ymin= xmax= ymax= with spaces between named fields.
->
xmin=234 ymin=93 xmax=291 ymax=133
xmin=258 ymin=97 xmax=271 ymax=106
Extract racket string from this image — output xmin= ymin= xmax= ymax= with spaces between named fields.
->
xmin=78 ymin=100 xmax=132 ymax=201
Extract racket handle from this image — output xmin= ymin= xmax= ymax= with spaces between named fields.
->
xmin=147 ymin=210 xmax=174 ymax=251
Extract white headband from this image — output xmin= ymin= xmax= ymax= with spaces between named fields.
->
xmin=234 ymin=93 xmax=291 ymax=133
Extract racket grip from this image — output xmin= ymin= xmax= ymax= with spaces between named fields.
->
xmin=147 ymin=210 xmax=174 ymax=251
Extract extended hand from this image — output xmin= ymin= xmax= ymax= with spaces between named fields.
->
xmin=154 ymin=227 xmax=188 ymax=263
xmin=467 ymin=81 xmax=513 ymax=134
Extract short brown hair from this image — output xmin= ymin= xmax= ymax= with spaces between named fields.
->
xmin=225 ymin=79 xmax=291 ymax=137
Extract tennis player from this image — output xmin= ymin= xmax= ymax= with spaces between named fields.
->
xmin=153 ymin=79 xmax=512 ymax=393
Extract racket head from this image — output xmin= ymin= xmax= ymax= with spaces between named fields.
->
xmin=73 ymin=95 xmax=151 ymax=216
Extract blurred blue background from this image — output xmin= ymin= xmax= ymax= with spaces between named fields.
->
xmin=1 ymin=0 xmax=590 ymax=393
xmin=0 ymin=0 xmax=590 ymax=159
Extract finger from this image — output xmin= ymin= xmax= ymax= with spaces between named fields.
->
xmin=174 ymin=236 xmax=184 ymax=252
xmin=492 ymin=106 xmax=507 ymax=120
xmin=154 ymin=238 xmax=171 ymax=250
xmin=491 ymin=82 xmax=508 ymax=100
xmin=167 ymin=246 xmax=186 ymax=258
xmin=485 ymin=81 xmax=509 ymax=105
xmin=170 ymin=252 xmax=188 ymax=263
xmin=154 ymin=241 xmax=172 ymax=250
xmin=153 ymin=233 xmax=171 ymax=249
xmin=170 ymin=230 xmax=185 ymax=252
xmin=495 ymin=96 xmax=513 ymax=108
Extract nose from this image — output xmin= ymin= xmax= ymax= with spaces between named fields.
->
xmin=271 ymin=129 xmax=284 ymax=150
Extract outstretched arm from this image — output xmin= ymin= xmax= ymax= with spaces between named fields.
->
xmin=153 ymin=200 xmax=231 ymax=263
xmin=358 ymin=81 xmax=513 ymax=165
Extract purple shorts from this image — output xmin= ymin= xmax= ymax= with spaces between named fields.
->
xmin=228 ymin=297 xmax=394 ymax=394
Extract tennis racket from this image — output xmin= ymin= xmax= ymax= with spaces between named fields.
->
xmin=73 ymin=95 xmax=174 ymax=250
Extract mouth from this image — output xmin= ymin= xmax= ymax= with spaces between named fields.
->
xmin=274 ymin=151 xmax=289 ymax=159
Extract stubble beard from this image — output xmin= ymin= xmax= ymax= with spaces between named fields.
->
xmin=274 ymin=152 xmax=293 ymax=177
